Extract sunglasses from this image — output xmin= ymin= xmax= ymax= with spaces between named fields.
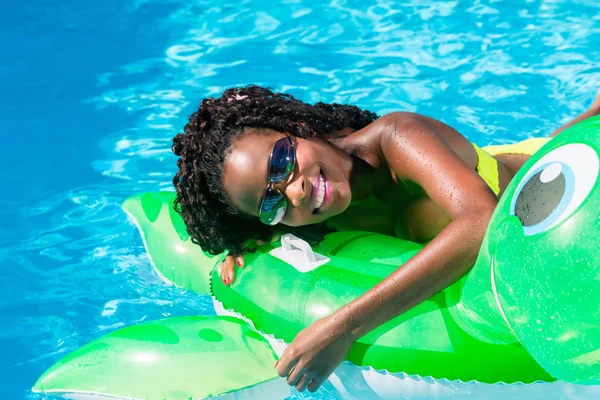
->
xmin=259 ymin=136 xmax=296 ymax=225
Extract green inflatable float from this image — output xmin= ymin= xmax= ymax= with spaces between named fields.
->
xmin=453 ymin=115 xmax=600 ymax=383
xmin=34 ymin=117 xmax=600 ymax=398
xmin=32 ymin=316 xmax=290 ymax=399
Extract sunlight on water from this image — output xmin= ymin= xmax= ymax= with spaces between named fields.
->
xmin=1 ymin=0 xmax=599 ymax=398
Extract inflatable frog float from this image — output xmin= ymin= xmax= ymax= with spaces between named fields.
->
xmin=454 ymin=115 xmax=600 ymax=383
xmin=33 ymin=117 xmax=600 ymax=399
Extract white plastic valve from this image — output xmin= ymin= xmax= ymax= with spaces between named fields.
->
xmin=269 ymin=234 xmax=330 ymax=273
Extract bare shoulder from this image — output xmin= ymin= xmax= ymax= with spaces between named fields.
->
xmin=338 ymin=111 xmax=476 ymax=173
xmin=378 ymin=111 xmax=465 ymax=143
xmin=377 ymin=112 xmax=477 ymax=175
xmin=337 ymin=112 xmax=419 ymax=168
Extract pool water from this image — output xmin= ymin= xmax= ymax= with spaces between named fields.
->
xmin=2 ymin=0 xmax=599 ymax=398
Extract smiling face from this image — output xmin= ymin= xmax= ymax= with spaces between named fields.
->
xmin=222 ymin=129 xmax=353 ymax=227
xmin=465 ymin=116 xmax=600 ymax=383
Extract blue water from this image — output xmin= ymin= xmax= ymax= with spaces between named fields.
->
xmin=1 ymin=0 xmax=599 ymax=398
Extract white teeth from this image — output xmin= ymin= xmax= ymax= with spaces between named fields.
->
xmin=315 ymin=174 xmax=325 ymax=209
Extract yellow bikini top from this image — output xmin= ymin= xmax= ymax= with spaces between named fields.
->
xmin=473 ymin=138 xmax=550 ymax=196
xmin=472 ymin=144 xmax=501 ymax=196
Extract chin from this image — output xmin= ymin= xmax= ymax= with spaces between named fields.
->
xmin=323 ymin=204 xmax=346 ymax=221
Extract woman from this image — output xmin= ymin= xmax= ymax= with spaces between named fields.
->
xmin=172 ymin=85 xmax=600 ymax=392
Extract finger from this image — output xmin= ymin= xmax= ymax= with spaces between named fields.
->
xmin=286 ymin=364 xmax=306 ymax=386
xmin=220 ymin=255 xmax=235 ymax=286
xmin=235 ymin=254 xmax=245 ymax=269
xmin=307 ymin=376 xmax=326 ymax=393
xmin=276 ymin=347 xmax=299 ymax=378
xmin=295 ymin=374 xmax=312 ymax=392
xmin=270 ymin=231 xmax=283 ymax=243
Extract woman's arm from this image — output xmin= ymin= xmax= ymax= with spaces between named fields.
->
xmin=341 ymin=112 xmax=498 ymax=335
xmin=549 ymin=89 xmax=600 ymax=137
xmin=276 ymin=112 xmax=498 ymax=392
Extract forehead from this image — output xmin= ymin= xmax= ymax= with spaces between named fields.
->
xmin=222 ymin=130 xmax=284 ymax=216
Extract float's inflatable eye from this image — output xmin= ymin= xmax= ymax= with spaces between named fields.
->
xmin=510 ymin=143 xmax=599 ymax=236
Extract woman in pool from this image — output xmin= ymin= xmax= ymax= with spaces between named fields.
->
xmin=172 ymin=85 xmax=600 ymax=393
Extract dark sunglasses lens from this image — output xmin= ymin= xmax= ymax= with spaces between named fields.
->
xmin=260 ymin=187 xmax=287 ymax=225
xmin=268 ymin=137 xmax=295 ymax=182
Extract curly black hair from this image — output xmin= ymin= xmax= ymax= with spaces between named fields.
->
xmin=172 ymin=86 xmax=378 ymax=255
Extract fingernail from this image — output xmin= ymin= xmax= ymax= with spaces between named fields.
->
xmin=274 ymin=360 xmax=279 ymax=367
xmin=236 ymin=259 xmax=242 ymax=267
xmin=225 ymin=277 xmax=231 ymax=285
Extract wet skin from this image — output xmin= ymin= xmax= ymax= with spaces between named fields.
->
xmin=221 ymin=112 xmax=503 ymax=391
xmin=219 ymin=90 xmax=600 ymax=392
xmin=223 ymin=114 xmax=517 ymax=241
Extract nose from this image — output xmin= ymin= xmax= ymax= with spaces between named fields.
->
xmin=283 ymin=174 xmax=307 ymax=208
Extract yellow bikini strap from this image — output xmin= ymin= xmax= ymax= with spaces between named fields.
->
xmin=472 ymin=144 xmax=501 ymax=196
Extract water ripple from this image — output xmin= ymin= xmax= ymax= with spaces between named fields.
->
xmin=4 ymin=0 xmax=600 ymax=398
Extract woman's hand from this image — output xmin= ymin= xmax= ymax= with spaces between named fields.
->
xmin=276 ymin=313 xmax=355 ymax=393
xmin=220 ymin=253 xmax=244 ymax=286
xmin=220 ymin=231 xmax=283 ymax=286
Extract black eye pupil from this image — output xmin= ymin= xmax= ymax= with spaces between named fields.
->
xmin=514 ymin=167 xmax=566 ymax=227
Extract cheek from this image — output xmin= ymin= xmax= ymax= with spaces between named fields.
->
xmin=282 ymin=208 xmax=312 ymax=227
xmin=295 ymin=144 xmax=320 ymax=167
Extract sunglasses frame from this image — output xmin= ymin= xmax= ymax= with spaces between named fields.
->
xmin=259 ymin=136 xmax=296 ymax=226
